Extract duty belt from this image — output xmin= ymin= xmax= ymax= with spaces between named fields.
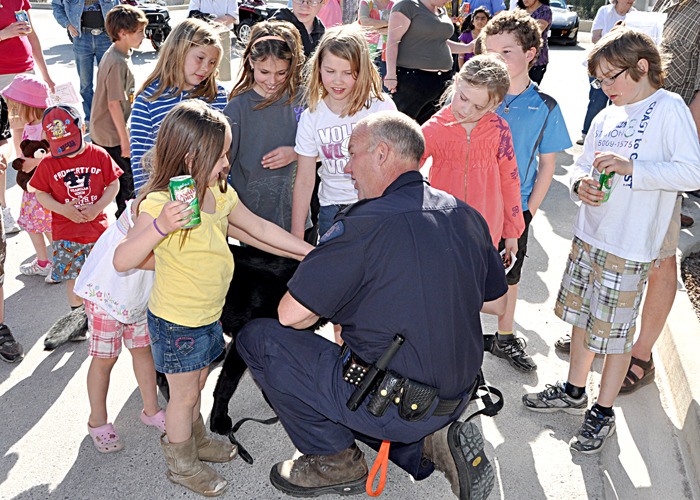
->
xmin=341 ymin=344 xmax=465 ymax=421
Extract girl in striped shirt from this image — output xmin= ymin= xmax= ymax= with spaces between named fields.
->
xmin=130 ymin=18 xmax=228 ymax=192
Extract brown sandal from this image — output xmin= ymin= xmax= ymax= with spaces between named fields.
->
xmin=619 ymin=355 xmax=655 ymax=394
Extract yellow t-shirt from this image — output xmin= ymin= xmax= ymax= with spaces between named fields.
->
xmin=141 ymin=187 xmax=239 ymax=327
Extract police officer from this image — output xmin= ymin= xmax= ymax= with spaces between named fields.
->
xmin=236 ymin=111 xmax=508 ymax=499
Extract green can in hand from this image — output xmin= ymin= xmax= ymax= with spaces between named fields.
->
xmin=169 ymin=175 xmax=201 ymax=228
xmin=598 ymin=169 xmax=615 ymax=203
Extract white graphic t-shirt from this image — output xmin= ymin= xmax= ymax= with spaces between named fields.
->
xmin=572 ymin=89 xmax=700 ymax=262
xmin=295 ymin=95 xmax=397 ymax=206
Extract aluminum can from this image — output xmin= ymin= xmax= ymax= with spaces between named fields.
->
xmin=15 ymin=11 xmax=32 ymax=33
xmin=598 ymin=169 xmax=615 ymax=202
xmin=169 ymin=175 xmax=201 ymax=228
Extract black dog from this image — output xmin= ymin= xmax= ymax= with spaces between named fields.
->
xmin=156 ymin=244 xmax=303 ymax=434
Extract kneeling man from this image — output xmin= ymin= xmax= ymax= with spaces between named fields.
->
xmin=237 ymin=111 xmax=507 ymax=499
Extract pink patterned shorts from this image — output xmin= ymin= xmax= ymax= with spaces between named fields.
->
xmin=17 ymin=191 xmax=51 ymax=234
xmin=85 ymin=300 xmax=150 ymax=358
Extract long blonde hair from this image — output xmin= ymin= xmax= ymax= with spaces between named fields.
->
xmin=141 ymin=101 xmax=229 ymax=212
xmin=229 ymin=21 xmax=304 ymax=110
xmin=137 ymin=19 xmax=223 ymax=102
xmin=303 ymin=24 xmax=384 ymax=117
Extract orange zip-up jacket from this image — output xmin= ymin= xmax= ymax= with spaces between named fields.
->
xmin=422 ymin=106 xmax=525 ymax=246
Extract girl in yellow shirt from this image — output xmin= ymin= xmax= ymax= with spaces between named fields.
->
xmin=114 ymin=100 xmax=313 ymax=496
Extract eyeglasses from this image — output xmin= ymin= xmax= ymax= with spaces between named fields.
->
xmin=591 ymin=68 xmax=627 ymax=89
xmin=293 ymin=0 xmax=323 ymax=5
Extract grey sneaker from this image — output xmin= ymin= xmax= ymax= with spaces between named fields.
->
xmin=522 ymin=381 xmax=588 ymax=415
xmin=2 ymin=207 xmax=20 ymax=234
xmin=0 ymin=324 xmax=24 ymax=363
xmin=570 ymin=407 xmax=616 ymax=454
xmin=490 ymin=335 xmax=537 ymax=372
xmin=575 ymin=134 xmax=586 ymax=146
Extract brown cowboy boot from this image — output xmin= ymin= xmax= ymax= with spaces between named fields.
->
xmin=423 ymin=421 xmax=494 ymax=500
xmin=192 ymin=414 xmax=237 ymax=463
xmin=160 ymin=434 xmax=228 ymax=497
xmin=270 ymin=443 xmax=368 ymax=496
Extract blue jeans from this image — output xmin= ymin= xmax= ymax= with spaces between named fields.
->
xmin=72 ymin=31 xmax=111 ymax=120
xmin=318 ymin=204 xmax=347 ymax=240
xmin=582 ymin=77 xmax=610 ymax=135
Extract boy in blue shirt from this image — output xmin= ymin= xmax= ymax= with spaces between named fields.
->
xmin=481 ymin=10 xmax=571 ymax=371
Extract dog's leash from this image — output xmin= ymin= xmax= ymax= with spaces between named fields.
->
xmin=227 ymin=415 xmax=279 ymax=464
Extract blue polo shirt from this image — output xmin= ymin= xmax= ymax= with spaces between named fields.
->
xmin=496 ymin=83 xmax=571 ymax=210
xmin=287 ymin=171 xmax=507 ymax=398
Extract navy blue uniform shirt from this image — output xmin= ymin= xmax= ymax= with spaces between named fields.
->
xmin=287 ymin=171 xmax=507 ymax=398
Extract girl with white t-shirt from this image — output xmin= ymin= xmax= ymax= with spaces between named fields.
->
xmin=291 ymin=24 xmax=396 ymax=242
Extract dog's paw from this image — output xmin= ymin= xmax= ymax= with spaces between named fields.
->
xmin=210 ymin=413 xmax=233 ymax=435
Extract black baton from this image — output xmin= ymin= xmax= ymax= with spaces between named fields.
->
xmin=347 ymin=334 xmax=405 ymax=411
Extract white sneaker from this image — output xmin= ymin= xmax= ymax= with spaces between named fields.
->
xmin=45 ymin=271 xmax=60 ymax=284
xmin=20 ymin=259 xmax=51 ymax=276
xmin=2 ymin=207 xmax=20 ymax=234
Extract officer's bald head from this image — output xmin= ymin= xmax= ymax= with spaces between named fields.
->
xmin=357 ymin=111 xmax=425 ymax=165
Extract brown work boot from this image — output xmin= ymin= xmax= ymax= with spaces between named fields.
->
xmin=193 ymin=414 xmax=237 ymax=463
xmin=423 ymin=421 xmax=494 ymax=500
xmin=270 ymin=443 xmax=368 ymax=496
xmin=160 ymin=434 xmax=228 ymax=497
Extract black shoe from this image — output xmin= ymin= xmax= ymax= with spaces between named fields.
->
xmin=270 ymin=444 xmax=368 ymax=497
xmin=0 ymin=325 xmax=24 ymax=363
xmin=423 ymin=421 xmax=495 ymax=500
xmin=687 ymin=189 xmax=700 ymax=199
xmin=489 ymin=334 xmax=537 ymax=372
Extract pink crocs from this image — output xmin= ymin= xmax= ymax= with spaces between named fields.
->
xmin=88 ymin=423 xmax=124 ymax=453
xmin=140 ymin=409 xmax=166 ymax=433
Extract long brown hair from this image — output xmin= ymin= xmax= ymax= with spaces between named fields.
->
xmin=137 ymin=19 xmax=223 ymax=102
xmin=303 ymin=24 xmax=384 ymax=117
xmin=229 ymin=20 xmax=304 ymax=109
xmin=141 ymin=100 xmax=229 ymax=211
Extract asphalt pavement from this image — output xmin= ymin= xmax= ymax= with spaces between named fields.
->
xmin=1 ymin=9 xmax=698 ymax=500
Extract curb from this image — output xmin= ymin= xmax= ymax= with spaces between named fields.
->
xmin=658 ymin=275 xmax=700 ymax=498
xmin=660 ymin=193 xmax=700 ymax=497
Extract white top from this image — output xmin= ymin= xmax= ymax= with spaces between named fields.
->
xmin=295 ymin=96 xmax=397 ymax=206
xmin=591 ymin=4 xmax=634 ymax=36
xmin=74 ymin=200 xmax=155 ymax=324
xmin=571 ymin=89 xmax=700 ymax=262
xmin=188 ymin=0 xmax=239 ymax=23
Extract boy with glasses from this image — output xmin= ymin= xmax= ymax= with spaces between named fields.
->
xmin=523 ymin=28 xmax=700 ymax=454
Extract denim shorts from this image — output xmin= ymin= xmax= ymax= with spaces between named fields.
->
xmin=147 ymin=310 xmax=225 ymax=374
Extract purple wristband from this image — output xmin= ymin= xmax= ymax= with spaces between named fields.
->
xmin=152 ymin=218 xmax=167 ymax=237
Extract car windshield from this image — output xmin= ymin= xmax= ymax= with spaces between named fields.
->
xmin=550 ymin=0 xmax=565 ymax=8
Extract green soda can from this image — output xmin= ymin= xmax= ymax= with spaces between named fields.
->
xmin=598 ymin=169 xmax=615 ymax=202
xmin=169 ymin=175 xmax=201 ymax=228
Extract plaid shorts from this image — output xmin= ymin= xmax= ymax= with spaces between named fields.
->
xmin=554 ymin=237 xmax=651 ymax=354
xmin=51 ymin=240 xmax=94 ymax=281
xmin=85 ymin=300 xmax=150 ymax=358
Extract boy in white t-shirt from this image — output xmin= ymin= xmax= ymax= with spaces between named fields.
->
xmin=523 ymin=28 xmax=700 ymax=454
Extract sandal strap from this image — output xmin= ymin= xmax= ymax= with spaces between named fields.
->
xmin=630 ymin=355 xmax=654 ymax=371
xmin=624 ymin=355 xmax=654 ymax=385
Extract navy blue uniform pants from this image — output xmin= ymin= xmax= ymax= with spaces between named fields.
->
xmin=236 ymin=318 xmax=471 ymax=480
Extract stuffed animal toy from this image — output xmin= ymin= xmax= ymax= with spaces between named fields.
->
xmin=11 ymin=139 xmax=50 ymax=191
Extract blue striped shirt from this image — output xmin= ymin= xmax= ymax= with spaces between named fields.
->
xmin=129 ymin=80 xmax=228 ymax=192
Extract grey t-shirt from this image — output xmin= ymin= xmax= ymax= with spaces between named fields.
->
xmin=393 ymin=0 xmax=454 ymax=71
xmin=224 ymin=89 xmax=303 ymax=231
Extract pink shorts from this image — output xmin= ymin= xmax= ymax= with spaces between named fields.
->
xmin=85 ymin=300 xmax=150 ymax=358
